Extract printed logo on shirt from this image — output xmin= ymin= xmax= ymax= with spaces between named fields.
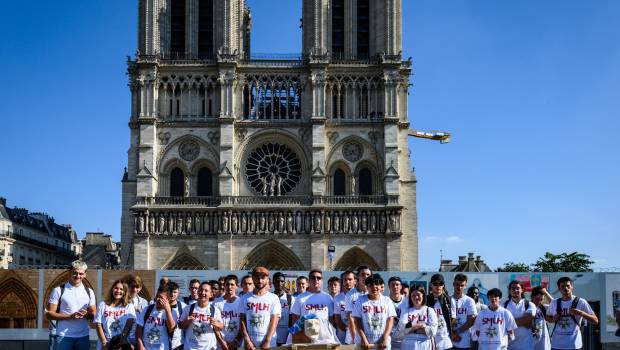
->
xmin=147 ymin=316 xmax=166 ymax=326
xmin=250 ymin=313 xmax=265 ymax=328
xmin=222 ymin=310 xmax=240 ymax=318
xmin=362 ymin=305 xmax=387 ymax=314
xmin=246 ymin=302 xmax=271 ymax=312
xmin=191 ymin=312 xmax=212 ymax=323
xmin=305 ymin=304 xmax=329 ymax=312
xmin=104 ymin=309 xmax=127 ymax=318
xmin=456 ymin=307 xmax=468 ymax=315
xmin=407 ymin=313 xmax=428 ymax=322
xmin=481 ymin=316 xmax=505 ymax=326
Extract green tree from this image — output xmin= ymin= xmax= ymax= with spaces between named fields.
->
xmin=496 ymin=262 xmax=531 ymax=272
xmin=531 ymin=252 xmax=594 ymax=272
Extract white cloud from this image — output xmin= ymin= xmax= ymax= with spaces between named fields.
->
xmin=423 ymin=235 xmax=465 ymax=243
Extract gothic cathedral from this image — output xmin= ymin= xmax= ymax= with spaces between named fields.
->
xmin=121 ymin=0 xmax=418 ymax=271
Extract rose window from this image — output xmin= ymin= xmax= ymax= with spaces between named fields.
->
xmin=245 ymin=143 xmax=302 ymax=195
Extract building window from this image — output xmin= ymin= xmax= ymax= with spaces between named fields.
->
xmin=357 ymin=0 xmax=370 ymax=59
xmin=198 ymin=0 xmax=214 ymax=59
xmin=170 ymin=0 xmax=186 ymax=56
xmin=197 ymin=167 xmax=213 ymax=196
xmin=331 ymin=0 xmax=345 ymax=57
xmin=170 ymin=167 xmax=185 ymax=197
xmin=358 ymin=167 xmax=373 ymax=195
xmin=333 ymin=169 xmax=346 ymax=196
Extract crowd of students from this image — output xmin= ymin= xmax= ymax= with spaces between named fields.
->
xmin=46 ymin=260 xmax=607 ymax=350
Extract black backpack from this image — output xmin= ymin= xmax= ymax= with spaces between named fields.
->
xmin=551 ymin=297 xmax=583 ymax=337
xmin=50 ymin=285 xmax=93 ymax=332
xmin=427 ymin=292 xmax=452 ymax=335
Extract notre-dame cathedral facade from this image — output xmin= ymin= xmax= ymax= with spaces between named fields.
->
xmin=121 ymin=0 xmax=418 ymax=271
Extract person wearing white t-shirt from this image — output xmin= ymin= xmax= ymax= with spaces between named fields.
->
xmin=272 ymin=272 xmax=294 ymax=346
xmin=427 ymin=274 xmax=457 ymax=350
xmin=127 ymin=275 xmax=150 ymax=347
xmin=46 ymin=260 xmax=97 ymax=350
xmin=136 ymin=285 xmax=177 ymax=350
xmin=239 ymin=267 xmax=281 ymax=349
xmin=183 ymin=279 xmax=201 ymax=305
xmin=291 ymin=269 xmax=335 ymax=327
xmin=546 ymin=276 xmax=598 ymax=350
xmin=352 ymin=274 xmax=397 ymax=349
xmin=334 ymin=270 xmax=356 ymax=343
xmin=345 ymin=265 xmax=372 ymax=344
xmin=473 ymin=288 xmax=517 ymax=350
xmin=395 ymin=285 xmax=438 ymax=350
xmin=504 ymin=280 xmax=536 ymax=350
xmin=328 ymin=276 xmax=341 ymax=298
xmin=214 ymin=275 xmax=243 ymax=350
xmin=452 ymin=274 xmax=478 ymax=350
xmin=530 ymin=287 xmax=551 ymax=350
xmin=387 ymin=276 xmax=407 ymax=350
xmin=94 ymin=280 xmax=137 ymax=350
xmin=178 ymin=282 xmax=224 ymax=350
xmin=240 ymin=275 xmax=255 ymax=296
xmin=166 ymin=281 xmax=187 ymax=350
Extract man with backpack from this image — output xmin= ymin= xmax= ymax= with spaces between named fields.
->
xmin=178 ymin=282 xmax=224 ymax=350
xmin=46 ymin=260 xmax=97 ymax=350
xmin=546 ymin=276 xmax=598 ymax=350
xmin=504 ymin=280 xmax=536 ymax=350
xmin=272 ymin=272 xmax=294 ymax=346
xmin=137 ymin=284 xmax=177 ymax=350
xmin=168 ymin=282 xmax=187 ymax=349
xmin=427 ymin=273 xmax=457 ymax=350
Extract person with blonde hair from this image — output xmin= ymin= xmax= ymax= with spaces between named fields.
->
xmin=94 ymin=280 xmax=137 ymax=349
xmin=47 ymin=260 xmax=97 ymax=350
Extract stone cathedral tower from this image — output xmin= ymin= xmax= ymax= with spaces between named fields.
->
xmin=121 ymin=0 xmax=417 ymax=271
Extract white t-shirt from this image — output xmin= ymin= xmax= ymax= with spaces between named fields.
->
xmin=547 ymin=296 xmax=594 ymax=349
xmin=48 ymin=282 xmax=96 ymax=338
xmin=398 ymin=305 xmax=438 ymax=346
xmin=533 ymin=305 xmax=551 ymax=350
xmin=239 ymin=292 xmax=282 ymax=348
xmin=505 ymin=299 xmax=536 ymax=350
xmin=291 ymin=291 xmax=334 ymax=320
xmin=275 ymin=292 xmax=294 ymax=344
xmin=214 ymin=297 xmax=242 ymax=343
xmin=452 ymin=295 xmax=478 ymax=348
xmin=352 ymin=295 xmax=397 ymax=349
xmin=431 ymin=297 xmax=456 ymax=349
xmin=180 ymin=303 xmax=223 ymax=350
xmin=333 ymin=292 xmax=348 ymax=342
xmin=473 ymin=306 xmax=517 ymax=350
xmin=94 ymin=302 xmax=136 ymax=350
xmin=389 ymin=295 xmax=407 ymax=346
xmin=170 ymin=301 xmax=187 ymax=349
xmin=345 ymin=288 xmax=367 ymax=344
xmin=137 ymin=307 xmax=172 ymax=350
xmin=129 ymin=295 xmax=149 ymax=344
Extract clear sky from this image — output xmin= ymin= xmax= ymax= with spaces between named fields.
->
xmin=1 ymin=0 xmax=618 ymax=271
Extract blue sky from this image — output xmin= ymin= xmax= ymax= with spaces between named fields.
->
xmin=0 ymin=0 xmax=618 ymax=271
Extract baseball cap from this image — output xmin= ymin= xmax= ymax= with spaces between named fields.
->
xmin=430 ymin=274 xmax=445 ymax=285
xmin=251 ymin=266 xmax=270 ymax=277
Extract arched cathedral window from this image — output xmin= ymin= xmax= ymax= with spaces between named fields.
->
xmin=333 ymin=169 xmax=346 ymax=196
xmin=358 ymin=167 xmax=373 ymax=195
xmin=331 ymin=0 xmax=345 ymax=57
xmin=170 ymin=0 xmax=186 ymax=57
xmin=170 ymin=167 xmax=185 ymax=197
xmin=198 ymin=0 xmax=214 ymax=59
xmin=357 ymin=0 xmax=370 ymax=59
xmin=197 ymin=167 xmax=213 ymax=196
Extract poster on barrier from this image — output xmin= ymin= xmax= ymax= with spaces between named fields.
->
xmin=602 ymin=273 xmax=620 ymax=343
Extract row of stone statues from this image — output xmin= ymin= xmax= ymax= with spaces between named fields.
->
xmin=135 ymin=209 xmax=401 ymax=235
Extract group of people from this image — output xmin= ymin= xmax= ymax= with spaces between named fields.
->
xmin=46 ymin=260 xmax=601 ymax=350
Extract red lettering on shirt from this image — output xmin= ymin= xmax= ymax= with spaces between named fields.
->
xmin=456 ymin=307 xmax=468 ymax=315
xmin=246 ymin=302 xmax=270 ymax=313
xmin=147 ymin=316 xmax=165 ymax=326
xmin=362 ymin=305 xmax=386 ymax=314
xmin=407 ymin=313 xmax=428 ymax=322
xmin=305 ymin=304 xmax=328 ymax=311
xmin=222 ymin=310 xmax=240 ymax=318
xmin=191 ymin=313 xmax=212 ymax=323
xmin=482 ymin=317 xmax=504 ymax=325
xmin=104 ymin=309 xmax=127 ymax=318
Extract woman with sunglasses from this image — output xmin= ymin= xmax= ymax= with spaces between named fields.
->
xmin=396 ymin=285 xmax=438 ymax=350
xmin=94 ymin=280 xmax=137 ymax=350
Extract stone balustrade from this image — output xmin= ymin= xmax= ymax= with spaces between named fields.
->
xmin=134 ymin=195 xmax=398 ymax=208
xmin=132 ymin=206 xmax=402 ymax=236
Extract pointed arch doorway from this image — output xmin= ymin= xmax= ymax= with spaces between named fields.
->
xmin=333 ymin=246 xmax=380 ymax=271
xmin=240 ymin=240 xmax=305 ymax=270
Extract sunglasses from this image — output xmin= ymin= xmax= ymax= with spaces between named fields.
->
xmin=432 ymin=282 xmax=444 ymax=286
xmin=310 ymin=275 xmax=323 ymax=281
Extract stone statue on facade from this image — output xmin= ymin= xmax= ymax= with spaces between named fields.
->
xmin=277 ymin=212 xmax=285 ymax=232
xmin=286 ymin=212 xmax=294 ymax=233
